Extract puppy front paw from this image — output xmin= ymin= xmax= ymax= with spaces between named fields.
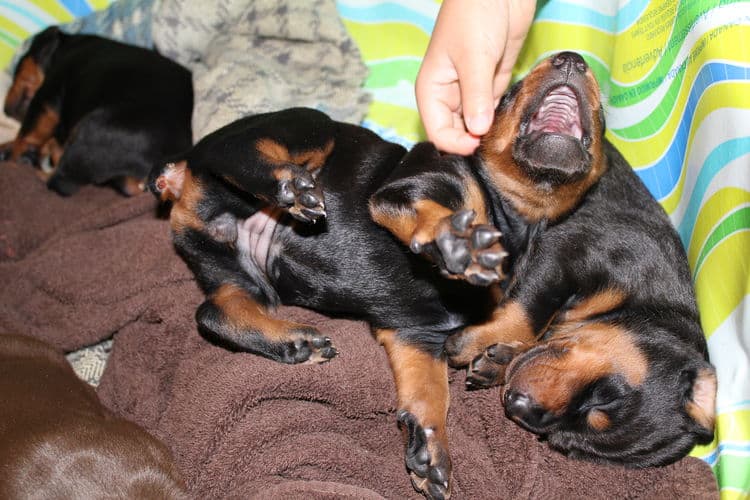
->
xmin=465 ymin=342 xmax=526 ymax=389
xmin=411 ymin=209 xmax=507 ymax=286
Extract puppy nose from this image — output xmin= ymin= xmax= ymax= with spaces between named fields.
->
xmin=552 ymin=52 xmax=588 ymax=74
xmin=504 ymin=389 xmax=553 ymax=430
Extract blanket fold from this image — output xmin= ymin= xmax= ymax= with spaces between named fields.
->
xmin=0 ymin=162 xmax=719 ymax=499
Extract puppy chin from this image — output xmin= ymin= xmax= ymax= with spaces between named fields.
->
xmin=512 ymin=132 xmax=592 ymax=187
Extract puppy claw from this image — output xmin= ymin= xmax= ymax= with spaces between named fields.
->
xmin=450 ymin=209 xmax=475 ymax=233
xmin=476 ymin=250 xmax=504 ymax=269
xmin=293 ymin=174 xmax=314 ymax=190
xmin=465 ymin=342 xmax=527 ymax=389
xmin=471 ymin=225 xmax=502 ymax=249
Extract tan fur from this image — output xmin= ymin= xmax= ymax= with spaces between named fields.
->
xmin=4 ymin=57 xmax=44 ymax=117
xmin=169 ymin=167 xmax=204 ymax=233
xmin=510 ymin=323 xmax=648 ymax=414
xmin=212 ymin=283 xmax=310 ymax=342
xmin=686 ymin=368 xmax=717 ymax=431
xmin=375 ymin=329 xmax=449 ymax=444
xmin=449 ymin=300 xmax=536 ymax=366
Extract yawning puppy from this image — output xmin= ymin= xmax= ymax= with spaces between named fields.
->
xmin=443 ymin=52 xmax=716 ymax=467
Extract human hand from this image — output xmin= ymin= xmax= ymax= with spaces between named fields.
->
xmin=416 ymin=0 xmax=536 ymax=155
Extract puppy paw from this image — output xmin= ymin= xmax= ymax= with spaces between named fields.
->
xmin=0 ymin=142 xmax=11 ymax=162
xmin=0 ymin=140 xmax=39 ymax=166
xmin=411 ymin=209 xmax=506 ymax=286
xmin=281 ymin=328 xmax=337 ymax=364
xmin=276 ymin=167 xmax=326 ymax=223
xmin=464 ymin=342 xmax=528 ymax=389
xmin=398 ymin=410 xmax=451 ymax=500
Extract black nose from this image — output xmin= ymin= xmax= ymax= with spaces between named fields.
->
xmin=504 ymin=389 xmax=532 ymax=417
xmin=552 ymin=51 xmax=588 ymax=74
xmin=504 ymin=389 xmax=554 ymax=431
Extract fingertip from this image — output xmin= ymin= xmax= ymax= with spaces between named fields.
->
xmin=465 ymin=110 xmax=493 ymax=136
xmin=431 ymin=129 xmax=481 ymax=156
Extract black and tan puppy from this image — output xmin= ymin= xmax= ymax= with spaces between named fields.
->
xmin=149 ymin=53 xmax=715 ymax=498
xmin=0 ymin=334 xmax=186 ymax=498
xmin=1 ymin=26 xmax=193 ymax=196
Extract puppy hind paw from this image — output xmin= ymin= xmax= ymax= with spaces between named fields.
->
xmin=398 ymin=410 xmax=451 ymax=500
xmin=277 ymin=168 xmax=326 ymax=223
xmin=282 ymin=328 xmax=337 ymax=364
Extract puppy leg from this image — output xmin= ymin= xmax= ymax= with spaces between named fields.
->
xmin=0 ymin=103 xmax=59 ymax=166
xmin=446 ymin=300 xmax=537 ymax=388
xmin=198 ymin=283 xmax=337 ymax=364
xmin=446 ymin=247 xmax=623 ymax=389
xmin=181 ymin=111 xmax=340 ymax=223
xmin=370 ymin=142 xmax=506 ymax=286
xmin=376 ymin=329 xmax=451 ymax=500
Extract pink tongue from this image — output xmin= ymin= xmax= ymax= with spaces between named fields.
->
xmin=528 ymin=86 xmax=582 ymax=138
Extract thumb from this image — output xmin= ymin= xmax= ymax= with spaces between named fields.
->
xmin=455 ymin=52 xmax=499 ymax=136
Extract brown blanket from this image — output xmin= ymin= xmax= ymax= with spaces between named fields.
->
xmin=0 ymin=162 xmax=719 ymax=499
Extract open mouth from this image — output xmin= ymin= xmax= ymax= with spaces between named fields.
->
xmin=527 ymin=85 xmax=583 ymax=141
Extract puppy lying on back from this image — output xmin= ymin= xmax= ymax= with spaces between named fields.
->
xmin=148 ymin=52 xmax=715 ymax=499
xmin=0 ymin=334 xmax=186 ymax=498
xmin=1 ymin=26 xmax=193 ymax=196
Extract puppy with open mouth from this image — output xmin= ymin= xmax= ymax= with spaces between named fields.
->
xmin=444 ymin=52 xmax=716 ymax=467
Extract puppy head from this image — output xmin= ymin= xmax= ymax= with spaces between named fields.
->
xmin=502 ymin=323 xmax=716 ymax=467
xmin=479 ymin=52 xmax=607 ymax=222
xmin=4 ymin=26 xmax=63 ymax=121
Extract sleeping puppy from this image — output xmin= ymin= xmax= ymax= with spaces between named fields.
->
xmin=149 ymin=53 xmax=715 ymax=498
xmin=1 ymin=26 xmax=193 ymax=196
xmin=0 ymin=334 xmax=187 ymax=498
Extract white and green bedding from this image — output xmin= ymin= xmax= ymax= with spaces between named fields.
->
xmin=2 ymin=1 xmax=748 ymax=497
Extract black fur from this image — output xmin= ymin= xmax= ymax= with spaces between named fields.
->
xmin=2 ymin=26 xmax=193 ymax=196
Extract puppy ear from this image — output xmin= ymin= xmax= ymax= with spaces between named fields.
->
xmin=30 ymin=26 xmax=63 ymax=69
xmin=149 ymin=160 xmax=187 ymax=202
xmin=683 ymin=365 xmax=717 ymax=441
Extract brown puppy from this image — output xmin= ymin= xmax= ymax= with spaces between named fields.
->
xmin=0 ymin=334 xmax=186 ymax=498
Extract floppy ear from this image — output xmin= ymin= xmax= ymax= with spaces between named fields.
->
xmin=30 ymin=26 xmax=63 ymax=69
xmin=683 ymin=365 xmax=717 ymax=441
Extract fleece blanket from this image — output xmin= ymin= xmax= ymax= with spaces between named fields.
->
xmin=0 ymin=162 xmax=719 ymax=499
